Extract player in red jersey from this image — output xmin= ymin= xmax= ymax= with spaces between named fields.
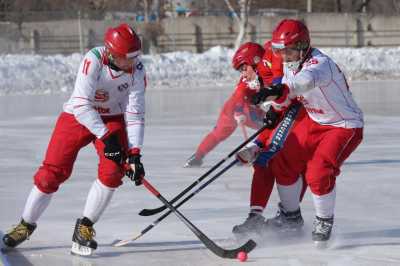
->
xmin=184 ymin=41 xmax=282 ymax=168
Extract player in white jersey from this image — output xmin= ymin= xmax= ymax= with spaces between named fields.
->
xmin=251 ymin=19 xmax=364 ymax=244
xmin=2 ymin=24 xmax=146 ymax=256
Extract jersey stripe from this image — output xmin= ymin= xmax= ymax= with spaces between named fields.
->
xmin=91 ymin=48 xmax=102 ymax=60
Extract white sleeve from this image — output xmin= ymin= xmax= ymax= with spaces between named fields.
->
xmin=71 ymin=52 xmax=108 ymax=139
xmin=125 ymin=66 xmax=146 ymax=150
xmin=286 ymin=58 xmax=331 ymax=95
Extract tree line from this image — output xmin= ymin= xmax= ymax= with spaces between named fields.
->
xmin=0 ymin=0 xmax=399 ymax=19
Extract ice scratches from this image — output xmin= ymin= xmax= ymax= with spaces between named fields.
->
xmin=71 ymin=256 xmax=96 ymax=266
xmin=110 ymin=239 xmax=211 ymax=251
xmin=233 ymin=222 xmax=312 ymax=249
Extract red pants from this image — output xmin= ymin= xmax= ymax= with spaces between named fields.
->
xmin=250 ymin=166 xmax=307 ymax=209
xmin=34 ymin=112 xmax=128 ymax=193
xmin=271 ymin=114 xmax=363 ymax=196
xmin=196 ymin=113 xmax=261 ymax=158
xmin=250 ymin=165 xmax=275 ymax=209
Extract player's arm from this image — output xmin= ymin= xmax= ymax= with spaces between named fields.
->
xmin=125 ymin=63 xmax=146 ymax=185
xmin=231 ymin=81 xmax=248 ymax=124
xmin=252 ymin=58 xmax=330 ymax=111
xmin=71 ymin=50 xmax=108 ymax=139
xmin=285 ymin=57 xmax=331 ymax=95
xmin=125 ymin=64 xmax=146 ymax=154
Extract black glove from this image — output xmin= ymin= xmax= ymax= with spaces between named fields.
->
xmin=251 ymin=84 xmax=285 ymax=105
xmin=263 ymin=106 xmax=281 ymax=129
xmin=102 ymin=134 xmax=123 ymax=164
xmin=126 ymin=154 xmax=145 ymax=186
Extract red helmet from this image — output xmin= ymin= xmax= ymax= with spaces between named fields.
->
xmin=271 ymin=19 xmax=310 ymax=50
xmin=104 ymin=24 xmax=141 ymax=59
xmin=232 ymin=42 xmax=265 ymax=70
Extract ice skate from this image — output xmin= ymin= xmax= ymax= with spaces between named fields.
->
xmin=265 ymin=203 xmax=304 ymax=233
xmin=232 ymin=213 xmax=266 ymax=236
xmin=71 ymin=218 xmax=97 ymax=256
xmin=312 ymin=216 xmax=334 ymax=248
xmin=2 ymin=219 xmax=37 ymax=248
xmin=183 ymin=153 xmax=203 ymax=168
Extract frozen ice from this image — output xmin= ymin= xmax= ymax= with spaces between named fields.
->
xmin=1 ymin=83 xmax=400 ymax=265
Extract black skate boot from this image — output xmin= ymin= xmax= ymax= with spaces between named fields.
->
xmin=312 ymin=216 xmax=334 ymax=247
xmin=2 ymin=219 xmax=37 ymax=248
xmin=232 ymin=212 xmax=266 ymax=236
xmin=71 ymin=217 xmax=97 ymax=256
xmin=183 ymin=153 xmax=203 ymax=168
xmin=265 ymin=203 xmax=304 ymax=233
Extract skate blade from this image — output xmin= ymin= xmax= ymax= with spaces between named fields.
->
xmin=263 ymin=226 xmax=304 ymax=236
xmin=113 ymin=239 xmax=131 ymax=247
xmin=182 ymin=164 xmax=202 ymax=168
xmin=71 ymin=242 xmax=94 ymax=256
xmin=314 ymin=240 xmax=329 ymax=249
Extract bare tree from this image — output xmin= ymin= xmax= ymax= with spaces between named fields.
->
xmin=141 ymin=0 xmax=163 ymax=54
xmin=224 ymin=0 xmax=252 ymax=51
xmin=334 ymin=0 xmax=342 ymax=12
xmin=394 ymin=0 xmax=400 ymax=12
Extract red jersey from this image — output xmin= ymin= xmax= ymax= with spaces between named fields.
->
xmin=258 ymin=40 xmax=284 ymax=86
xmin=221 ymin=80 xmax=264 ymax=128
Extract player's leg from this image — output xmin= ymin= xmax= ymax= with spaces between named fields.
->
xmin=3 ymin=113 xmax=93 ymax=248
xmin=306 ymin=126 xmax=363 ymax=243
xmin=267 ymin=147 xmax=307 ymax=232
xmin=71 ymin=116 xmax=127 ymax=256
xmin=184 ymin=115 xmax=236 ymax=167
xmin=232 ymin=165 xmax=275 ymax=235
xmin=266 ymin=176 xmax=305 ymax=232
xmin=264 ymin=108 xmax=310 ymax=232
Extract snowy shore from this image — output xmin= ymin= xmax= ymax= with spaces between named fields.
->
xmin=0 ymin=46 xmax=399 ymax=95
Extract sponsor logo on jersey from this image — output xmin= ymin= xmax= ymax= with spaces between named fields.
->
xmin=118 ymin=82 xmax=129 ymax=92
xmin=297 ymin=95 xmax=324 ymax=114
xmin=263 ymin=59 xmax=272 ymax=69
xmin=94 ymin=89 xmax=109 ymax=102
xmin=304 ymin=58 xmax=319 ymax=67
xmin=305 ymin=107 xmax=324 ymax=114
xmin=136 ymin=62 xmax=143 ymax=70
xmin=94 ymin=106 xmax=110 ymax=114
xmin=297 ymin=95 xmax=309 ymax=105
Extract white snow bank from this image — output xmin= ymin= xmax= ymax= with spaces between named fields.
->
xmin=0 ymin=46 xmax=399 ymax=95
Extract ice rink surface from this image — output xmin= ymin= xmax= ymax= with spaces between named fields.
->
xmin=1 ymin=85 xmax=400 ymax=266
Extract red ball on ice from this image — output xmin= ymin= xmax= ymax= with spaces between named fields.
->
xmin=237 ymin=251 xmax=248 ymax=262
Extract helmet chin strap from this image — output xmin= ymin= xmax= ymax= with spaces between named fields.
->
xmin=106 ymin=52 xmax=134 ymax=73
xmin=284 ymin=61 xmax=301 ymax=72
xmin=104 ymin=52 xmax=122 ymax=71
xmin=108 ymin=61 xmax=122 ymax=72
xmin=298 ymin=46 xmax=312 ymax=69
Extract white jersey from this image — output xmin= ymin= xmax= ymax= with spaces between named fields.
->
xmin=281 ymin=48 xmax=363 ymax=128
xmin=63 ymin=46 xmax=146 ymax=150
